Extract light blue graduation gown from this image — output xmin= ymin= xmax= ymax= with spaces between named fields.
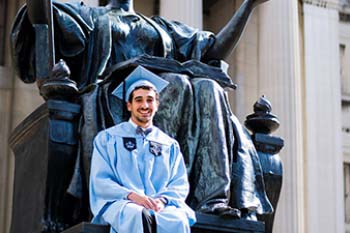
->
xmin=89 ymin=121 xmax=196 ymax=233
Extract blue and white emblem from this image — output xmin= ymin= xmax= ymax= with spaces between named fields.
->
xmin=149 ymin=141 xmax=162 ymax=156
xmin=123 ymin=137 xmax=136 ymax=151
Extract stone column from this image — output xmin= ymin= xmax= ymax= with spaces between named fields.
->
xmin=0 ymin=1 xmax=45 ymax=232
xmin=0 ymin=66 xmax=14 ymax=233
xmin=257 ymin=1 xmax=305 ymax=233
xmin=302 ymin=2 xmax=344 ymax=233
xmin=160 ymin=0 xmax=203 ymax=29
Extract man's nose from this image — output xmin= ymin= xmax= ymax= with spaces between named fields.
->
xmin=141 ymin=100 xmax=149 ymax=108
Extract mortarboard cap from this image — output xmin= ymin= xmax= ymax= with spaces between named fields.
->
xmin=112 ymin=66 xmax=169 ymax=102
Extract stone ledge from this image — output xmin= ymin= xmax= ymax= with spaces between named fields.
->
xmin=62 ymin=213 xmax=265 ymax=233
xmin=192 ymin=213 xmax=264 ymax=232
xmin=61 ymin=222 xmax=109 ymax=233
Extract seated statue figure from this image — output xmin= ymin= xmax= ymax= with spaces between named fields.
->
xmin=10 ymin=0 xmax=273 ymax=227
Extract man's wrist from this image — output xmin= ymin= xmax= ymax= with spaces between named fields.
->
xmin=127 ymin=191 xmax=135 ymax=200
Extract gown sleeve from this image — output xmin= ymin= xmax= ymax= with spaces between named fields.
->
xmin=89 ymin=131 xmax=133 ymax=222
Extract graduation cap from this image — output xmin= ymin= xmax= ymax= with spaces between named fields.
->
xmin=112 ymin=66 xmax=169 ymax=102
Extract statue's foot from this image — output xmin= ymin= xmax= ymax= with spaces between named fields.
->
xmin=213 ymin=206 xmax=241 ymax=218
xmin=240 ymin=208 xmax=257 ymax=221
xmin=198 ymin=204 xmax=241 ymax=218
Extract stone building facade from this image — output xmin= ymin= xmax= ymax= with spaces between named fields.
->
xmin=0 ymin=0 xmax=349 ymax=233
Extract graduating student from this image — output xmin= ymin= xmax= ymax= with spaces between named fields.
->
xmin=89 ymin=66 xmax=196 ymax=233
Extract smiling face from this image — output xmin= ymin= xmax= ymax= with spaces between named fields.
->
xmin=127 ymin=86 xmax=159 ymax=128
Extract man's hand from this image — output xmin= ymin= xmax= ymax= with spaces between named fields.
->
xmin=127 ymin=192 xmax=164 ymax=212
xmin=154 ymin=198 xmax=165 ymax=212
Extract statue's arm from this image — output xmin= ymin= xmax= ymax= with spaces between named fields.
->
xmin=205 ymin=0 xmax=269 ymax=60
xmin=11 ymin=1 xmax=93 ymax=85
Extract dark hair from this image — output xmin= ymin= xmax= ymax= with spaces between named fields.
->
xmin=128 ymin=86 xmax=159 ymax=103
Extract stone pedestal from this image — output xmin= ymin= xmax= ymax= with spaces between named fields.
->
xmin=9 ymin=103 xmax=49 ymax=233
xmin=9 ymin=100 xmax=81 ymax=233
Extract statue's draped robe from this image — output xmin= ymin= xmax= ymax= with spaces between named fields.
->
xmin=11 ymin=1 xmax=273 ymax=215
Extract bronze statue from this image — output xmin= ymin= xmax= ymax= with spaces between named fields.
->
xmin=10 ymin=0 xmax=276 ymax=231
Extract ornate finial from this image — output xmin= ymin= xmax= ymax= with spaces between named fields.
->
xmin=50 ymin=59 xmax=71 ymax=80
xmin=40 ymin=59 xmax=78 ymax=101
xmin=245 ymin=95 xmax=280 ymax=134
xmin=253 ymin=95 xmax=272 ymax=113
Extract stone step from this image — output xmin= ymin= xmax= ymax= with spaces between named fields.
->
xmin=62 ymin=213 xmax=265 ymax=233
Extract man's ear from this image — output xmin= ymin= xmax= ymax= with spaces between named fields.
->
xmin=155 ymin=100 xmax=160 ymax=112
xmin=127 ymin=102 xmax=132 ymax=111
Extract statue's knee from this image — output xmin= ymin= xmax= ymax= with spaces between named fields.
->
xmin=158 ymin=73 xmax=192 ymax=94
xmin=192 ymin=78 xmax=222 ymax=93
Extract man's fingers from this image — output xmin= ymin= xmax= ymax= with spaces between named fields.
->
xmin=128 ymin=192 xmax=160 ymax=210
xmin=145 ymin=198 xmax=158 ymax=211
xmin=142 ymin=201 xmax=152 ymax=210
xmin=140 ymin=197 xmax=157 ymax=210
xmin=149 ymin=198 xmax=158 ymax=210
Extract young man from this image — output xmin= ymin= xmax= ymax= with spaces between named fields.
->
xmin=89 ymin=66 xmax=196 ymax=233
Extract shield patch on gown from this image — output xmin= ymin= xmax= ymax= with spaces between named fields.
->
xmin=149 ymin=141 xmax=162 ymax=156
xmin=123 ymin=137 xmax=136 ymax=151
